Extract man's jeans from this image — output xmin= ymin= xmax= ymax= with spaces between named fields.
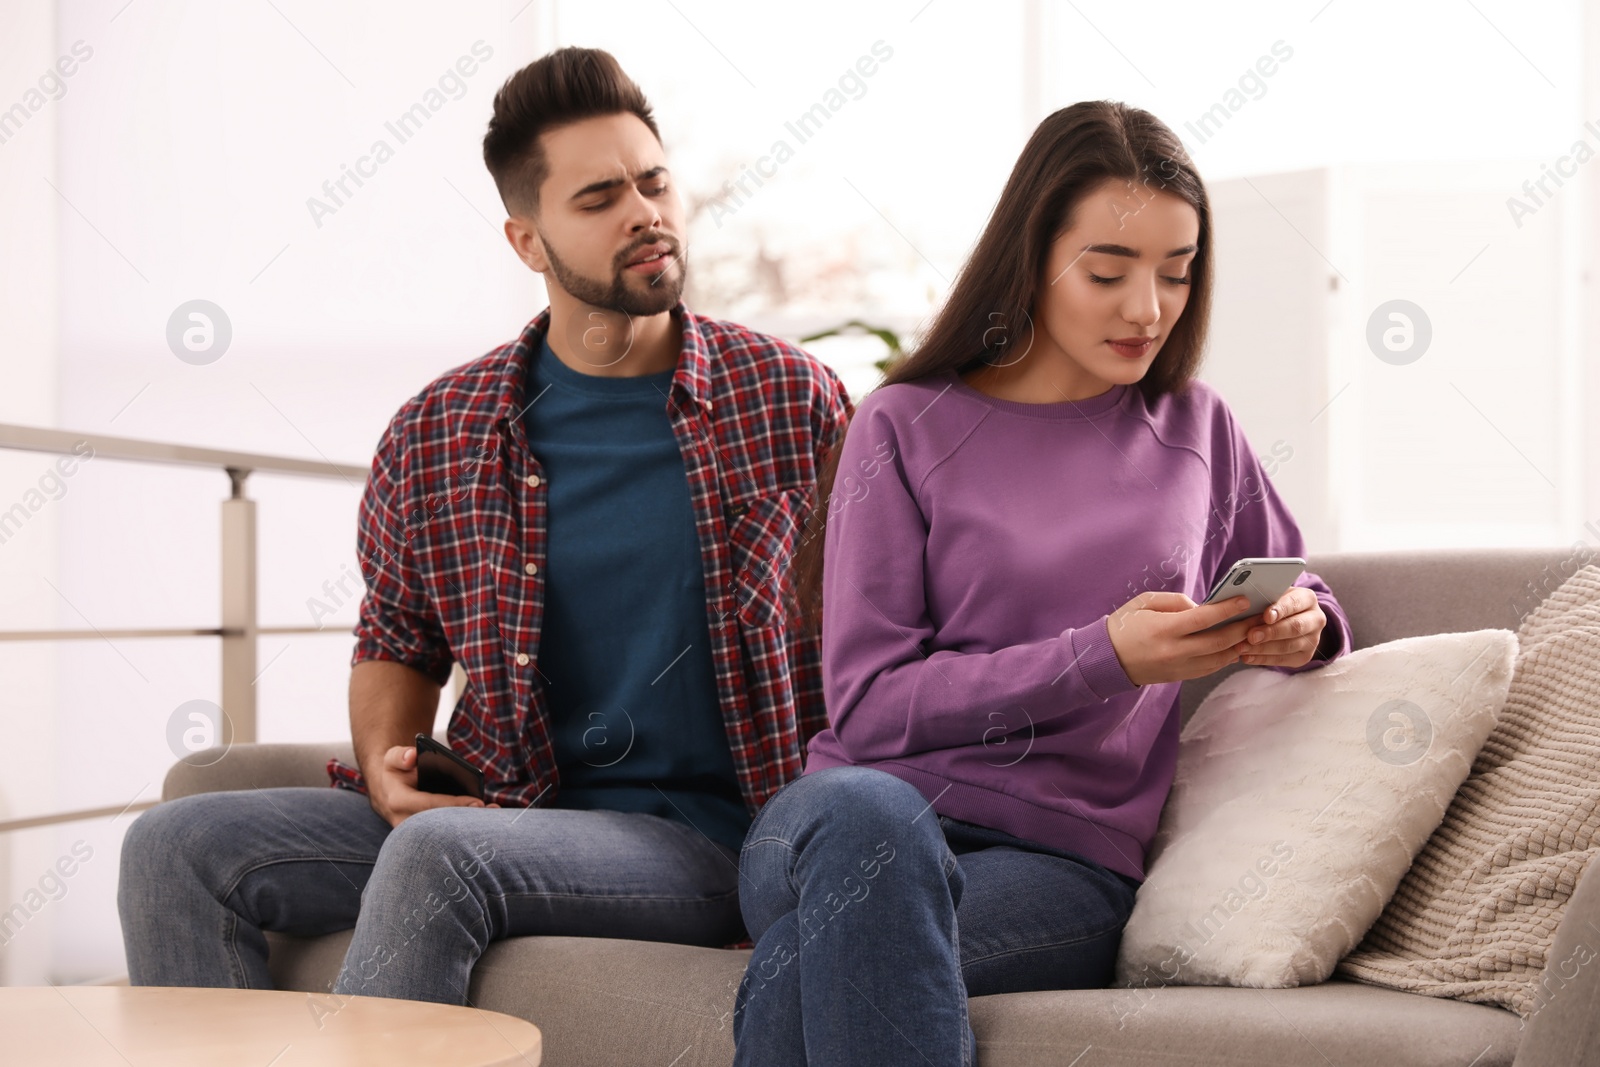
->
xmin=731 ymin=765 xmax=1141 ymax=1067
xmin=118 ymin=785 xmax=744 ymax=1004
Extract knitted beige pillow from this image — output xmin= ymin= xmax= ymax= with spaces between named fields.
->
xmin=1336 ymin=564 xmax=1600 ymax=1018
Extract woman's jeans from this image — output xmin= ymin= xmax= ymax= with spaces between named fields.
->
xmin=117 ymin=785 xmax=744 ymax=1004
xmin=731 ymin=765 xmax=1141 ymax=1067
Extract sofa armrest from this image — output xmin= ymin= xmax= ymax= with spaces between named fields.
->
xmin=161 ymin=741 xmax=356 ymax=801
xmin=1512 ymin=856 xmax=1600 ymax=1067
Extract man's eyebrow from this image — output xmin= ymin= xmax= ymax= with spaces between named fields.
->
xmin=1081 ymin=242 xmax=1197 ymax=259
xmin=569 ymin=166 xmax=668 ymax=201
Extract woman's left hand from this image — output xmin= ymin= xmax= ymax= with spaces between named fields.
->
xmin=1234 ymin=587 xmax=1326 ymax=668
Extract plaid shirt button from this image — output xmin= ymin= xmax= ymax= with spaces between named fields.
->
xmin=524 ymin=562 xmax=538 ymax=575
xmin=515 ymin=653 xmax=530 ymax=666
xmin=526 ymin=474 xmax=541 ymax=487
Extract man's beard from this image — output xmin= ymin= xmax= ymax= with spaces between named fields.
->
xmin=543 ymin=233 xmax=687 ymax=316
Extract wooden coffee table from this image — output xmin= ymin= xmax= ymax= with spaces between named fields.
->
xmin=3 ymin=985 xmax=541 ymax=1066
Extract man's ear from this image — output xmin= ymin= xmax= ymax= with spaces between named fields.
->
xmin=504 ymin=214 xmax=550 ymax=273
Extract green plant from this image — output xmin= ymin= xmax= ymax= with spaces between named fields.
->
xmin=800 ymin=319 xmax=905 ymax=375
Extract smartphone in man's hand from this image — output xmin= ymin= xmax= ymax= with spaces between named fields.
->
xmin=413 ymin=733 xmax=486 ymax=800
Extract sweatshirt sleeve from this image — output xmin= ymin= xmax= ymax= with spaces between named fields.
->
xmin=820 ymin=394 xmax=1138 ymax=764
xmin=1211 ymin=401 xmax=1351 ymax=672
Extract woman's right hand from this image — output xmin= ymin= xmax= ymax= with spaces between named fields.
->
xmin=1105 ymin=591 xmax=1259 ymax=687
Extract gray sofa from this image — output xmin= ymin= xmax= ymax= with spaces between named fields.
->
xmin=159 ymin=548 xmax=1600 ymax=1066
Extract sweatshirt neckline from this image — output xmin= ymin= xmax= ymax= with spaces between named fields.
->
xmin=942 ymin=369 xmax=1130 ymax=420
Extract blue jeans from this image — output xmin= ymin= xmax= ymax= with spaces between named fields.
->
xmin=118 ymin=785 xmax=743 ymax=1003
xmin=731 ymin=766 xmax=1140 ymax=1067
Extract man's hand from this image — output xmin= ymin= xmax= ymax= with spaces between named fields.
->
xmin=1231 ymin=586 xmax=1328 ymax=669
xmin=349 ymin=660 xmax=500 ymax=828
xmin=367 ymin=743 xmax=497 ymax=829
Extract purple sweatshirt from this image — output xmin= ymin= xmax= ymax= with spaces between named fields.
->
xmin=803 ymin=370 xmax=1351 ymax=882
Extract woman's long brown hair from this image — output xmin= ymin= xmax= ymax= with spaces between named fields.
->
xmin=786 ymin=100 xmax=1216 ymax=636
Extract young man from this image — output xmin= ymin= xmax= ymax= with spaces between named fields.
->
xmin=118 ymin=47 xmax=852 ymax=1005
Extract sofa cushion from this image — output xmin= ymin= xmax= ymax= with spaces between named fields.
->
xmin=265 ymin=930 xmax=1521 ymax=1067
xmin=973 ymin=979 xmax=1520 ymax=1067
xmin=269 ymin=929 xmax=751 ymax=1067
xmin=1115 ymin=629 xmax=1516 ymax=988
xmin=1337 ymin=563 xmax=1600 ymax=1017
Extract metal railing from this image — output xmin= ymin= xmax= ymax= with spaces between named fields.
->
xmin=0 ymin=422 xmax=369 ymax=834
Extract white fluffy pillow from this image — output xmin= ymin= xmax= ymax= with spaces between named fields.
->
xmin=1113 ymin=629 xmax=1517 ymax=990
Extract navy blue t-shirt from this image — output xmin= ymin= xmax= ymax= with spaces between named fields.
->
xmin=522 ymin=335 xmax=749 ymax=853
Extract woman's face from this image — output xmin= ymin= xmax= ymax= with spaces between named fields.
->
xmin=1029 ymin=176 xmax=1200 ymax=398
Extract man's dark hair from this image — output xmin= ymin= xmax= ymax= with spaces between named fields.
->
xmin=482 ymin=46 xmax=660 ymax=217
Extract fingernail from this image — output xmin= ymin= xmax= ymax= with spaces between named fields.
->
xmin=1265 ymin=608 xmax=1276 ymax=621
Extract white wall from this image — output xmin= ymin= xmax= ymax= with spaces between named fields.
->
xmin=1584 ymin=0 xmax=1600 ymax=550
xmin=1206 ymin=161 xmax=1580 ymax=553
xmin=0 ymin=0 xmax=64 ymax=987
xmin=1205 ymin=169 xmax=1339 ymax=553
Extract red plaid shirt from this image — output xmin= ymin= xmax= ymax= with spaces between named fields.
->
xmin=327 ymin=304 xmax=854 ymax=817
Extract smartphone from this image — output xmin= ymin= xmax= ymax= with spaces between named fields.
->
xmin=1196 ymin=557 xmax=1307 ymax=633
xmin=413 ymin=733 xmax=485 ymax=800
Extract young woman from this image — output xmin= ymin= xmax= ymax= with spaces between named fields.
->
xmin=729 ymin=101 xmax=1351 ymax=1066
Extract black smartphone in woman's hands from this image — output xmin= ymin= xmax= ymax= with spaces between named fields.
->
xmin=1196 ymin=557 xmax=1307 ymax=633
xmin=413 ymin=733 xmax=485 ymax=800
